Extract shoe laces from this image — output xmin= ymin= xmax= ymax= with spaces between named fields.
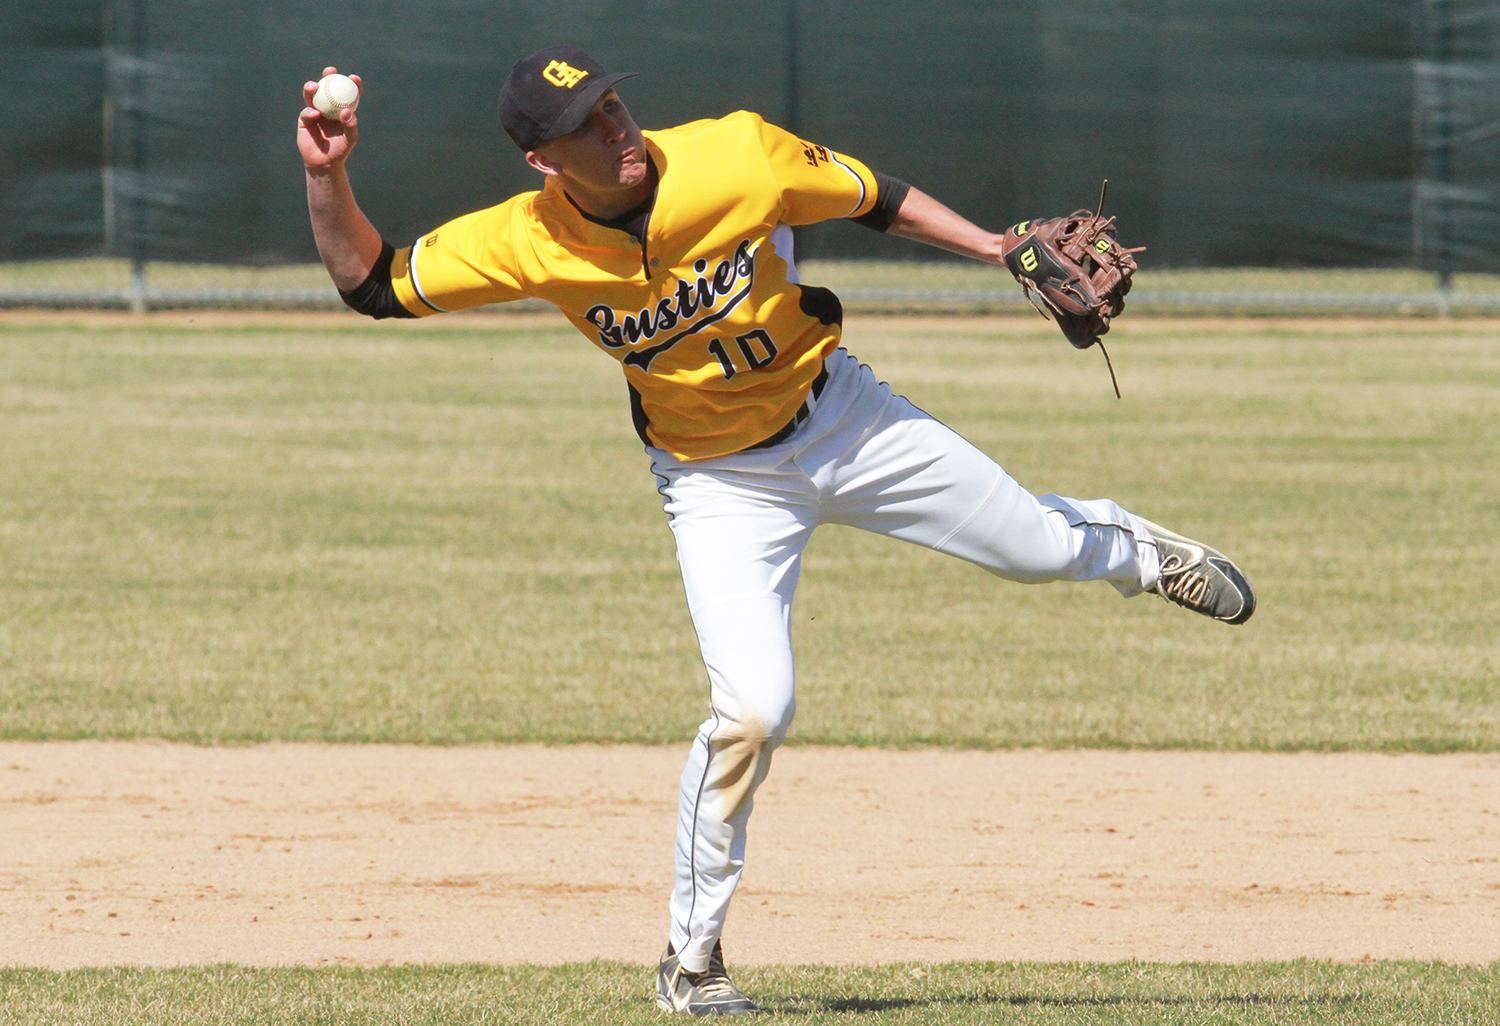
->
xmin=1157 ymin=552 xmax=1213 ymax=609
xmin=682 ymin=947 xmax=739 ymax=998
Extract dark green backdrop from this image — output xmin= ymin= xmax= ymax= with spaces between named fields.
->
xmin=5 ymin=0 xmax=1499 ymax=270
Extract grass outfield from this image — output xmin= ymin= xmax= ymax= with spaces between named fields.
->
xmin=0 ymin=314 xmax=1496 ymax=749
xmin=2 ymin=962 xmax=1497 ymax=1024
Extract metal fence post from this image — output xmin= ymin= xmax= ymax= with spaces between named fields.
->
xmin=104 ymin=0 xmax=149 ymax=313
xmin=1416 ymin=0 xmax=1457 ymax=313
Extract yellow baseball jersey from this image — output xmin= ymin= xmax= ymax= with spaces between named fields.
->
xmin=388 ymin=111 xmax=881 ymax=460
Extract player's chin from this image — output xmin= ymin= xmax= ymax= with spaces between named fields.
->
xmin=617 ymin=157 xmax=649 ymax=188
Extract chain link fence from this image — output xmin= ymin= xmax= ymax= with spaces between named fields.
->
xmin=7 ymin=1 xmax=1500 ymax=281
xmin=4 ymin=259 xmax=1499 ymax=317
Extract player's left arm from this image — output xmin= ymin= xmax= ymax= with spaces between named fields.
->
xmin=885 ymin=188 xmax=1007 ymax=266
xmin=750 ymin=114 xmax=1006 ymax=265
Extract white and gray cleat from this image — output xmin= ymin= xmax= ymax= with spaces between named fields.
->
xmin=656 ymin=940 xmax=761 ymax=1016
xmin=1140 ymin=518 xmax=1256 ymax=625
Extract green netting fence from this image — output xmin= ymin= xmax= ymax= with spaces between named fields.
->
xmin=4 ymin=0 xmax=1499 ymax=309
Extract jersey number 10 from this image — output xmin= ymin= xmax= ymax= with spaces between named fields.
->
xmin=708 ymin=329 xmax=779 ymax=380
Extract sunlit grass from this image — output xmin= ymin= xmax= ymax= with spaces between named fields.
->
xmin=1 ymin=961 xmax=1496 ymax=1025
xmin=0 ymin=315 xmax=1496 ymax=748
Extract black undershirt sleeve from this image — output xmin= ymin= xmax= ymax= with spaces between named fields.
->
xmin=847 ymin=172 xmax=912 ymax=233
xmin=338 ymin=240 xmax=418 ymax=319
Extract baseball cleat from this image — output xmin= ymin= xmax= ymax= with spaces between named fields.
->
xmin=655 ymin=940 xmax=760 ymax=1016
xmin=1140 ymin=518 xmax=1255 ymax=625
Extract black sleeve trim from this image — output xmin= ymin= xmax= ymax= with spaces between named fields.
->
xmin=847 ymin=172 xmax=912 ymax=233
xmin=338 ymin=240 xmax=418 ymax=319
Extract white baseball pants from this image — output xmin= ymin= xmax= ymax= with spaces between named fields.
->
xmin=648 ymin=347 xmax=1160 ymax=972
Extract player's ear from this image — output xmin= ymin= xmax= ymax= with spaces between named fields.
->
xmin=526 ymin=148 xmax=561 ymax=178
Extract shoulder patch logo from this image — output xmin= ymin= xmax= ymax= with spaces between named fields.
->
xmin=800 ymin=141 xmax=831 ymax=168
xmin=543 ymin=61 xmax=589 ymax=88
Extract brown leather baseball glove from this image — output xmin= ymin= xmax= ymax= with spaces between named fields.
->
xmin=999 ymin=209 xmax=1143 ymax=350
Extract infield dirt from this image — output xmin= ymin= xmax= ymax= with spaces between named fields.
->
xmin=3 ymin=742 xmax=1497 ymax=969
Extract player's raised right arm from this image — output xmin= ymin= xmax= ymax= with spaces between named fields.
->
xmin=299 ymin=67 xmax=384 ymax=291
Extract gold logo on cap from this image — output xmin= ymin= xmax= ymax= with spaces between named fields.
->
xmin=543 ymin=61 xmax=589 ymax=88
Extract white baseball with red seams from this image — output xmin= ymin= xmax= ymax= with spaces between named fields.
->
xmin=312 ymin=74 xmax=360 ymax=119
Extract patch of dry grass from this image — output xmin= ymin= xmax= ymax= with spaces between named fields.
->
xmin=0 ymin=315 xmax=1495 ymax=748
xmin=1 ymin=961 xmax=1497 ymax=1025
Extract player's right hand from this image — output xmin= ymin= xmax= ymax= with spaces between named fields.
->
xmin=297 ymin=66 xmax=361 ymax=171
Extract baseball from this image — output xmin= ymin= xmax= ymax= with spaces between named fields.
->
xmin=312 ymin=73 xmax=360 ymax=119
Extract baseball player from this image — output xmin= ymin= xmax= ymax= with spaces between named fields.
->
xmin=299 ymin=46 xmax=1255 ymax=1016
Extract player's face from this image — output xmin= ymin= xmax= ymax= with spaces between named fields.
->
xmin=532 ymin=91 xmax=649 ymax=201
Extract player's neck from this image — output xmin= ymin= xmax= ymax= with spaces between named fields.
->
xmin=566 ymin=183 xmax=651 ymax=220
xmin=560 ymin=162 xmax=657 ymax=221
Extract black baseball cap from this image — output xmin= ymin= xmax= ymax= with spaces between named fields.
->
xmin=498 ymin=45 xmax=637 ymax=152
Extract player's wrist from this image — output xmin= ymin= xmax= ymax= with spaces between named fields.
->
xmin=981 ymin=232 xmax=1009 ymax=266
xmin=304 ymin=159 xmax=348 ymax=181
